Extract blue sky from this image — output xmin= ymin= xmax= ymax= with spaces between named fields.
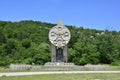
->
xmin=0 ymin=0 xmax=120 ymax=31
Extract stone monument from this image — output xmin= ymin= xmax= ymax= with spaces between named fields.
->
xmin=48 ymin=21 xmax=71 ymax=63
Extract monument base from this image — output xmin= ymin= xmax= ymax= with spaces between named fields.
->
xmin=44 ymin=62 xmax=75 ymax=66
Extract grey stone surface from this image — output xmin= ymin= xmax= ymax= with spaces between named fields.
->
xmin=9 ymin=64 xmax=31 ymax=70
xmin=49 ymin=20 xmax=71 ymax=47
xmin=49 ymin=21 xmax=70 ymax=62
xmin=44 ymin=62 xmax=75 ymax=66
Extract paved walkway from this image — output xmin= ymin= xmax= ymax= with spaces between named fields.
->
xmin=0 ymin=71 xmax=120 ymax=77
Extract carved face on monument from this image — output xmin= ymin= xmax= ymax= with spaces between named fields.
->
xmin=49 ymin=24 xmax=71 ymax=48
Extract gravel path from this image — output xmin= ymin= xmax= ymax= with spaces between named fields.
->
xmin=0 ymin=71 xmax=120 ymax=77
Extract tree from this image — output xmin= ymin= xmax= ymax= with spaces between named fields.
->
xmin=0 ymin=20 xmax=120 ymax=66
xmin=22 ymin=39 xmax=31 ymax=49
xmin=33 ymin=43 xmax=51 ymax=65
xmin=0 ymin=27 xmax=6 ymax=45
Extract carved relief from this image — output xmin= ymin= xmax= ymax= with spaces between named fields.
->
xmin=49 ymin=25 xmax=71 ymax=48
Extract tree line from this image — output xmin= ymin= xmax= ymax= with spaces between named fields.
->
xmin=0 ymin=20 xmax=120 ymax=66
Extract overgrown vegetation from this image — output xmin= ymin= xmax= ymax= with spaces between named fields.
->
xmin=0 ymin=20 xmax=120 ymax=66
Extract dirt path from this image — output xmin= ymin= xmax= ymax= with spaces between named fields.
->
xmin=0 ymin=71 xmax=120 ymax=77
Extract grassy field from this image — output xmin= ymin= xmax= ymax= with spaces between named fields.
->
xmin=0 ymin=73 xmax=120 ymax=80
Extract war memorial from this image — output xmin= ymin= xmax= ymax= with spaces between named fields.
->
xmin=49 ymin=20 xmax=70 ymax=63
xmin=9 ymin=21 xmax=108 ymax=71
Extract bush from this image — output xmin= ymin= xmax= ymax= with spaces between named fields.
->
xmin=0 ymin=59 xmax=10 ymax=67
xmin=111 ymin=59 xmax=120 ymax=66
xmin=22 ymin=39 xmax=31 ymax=49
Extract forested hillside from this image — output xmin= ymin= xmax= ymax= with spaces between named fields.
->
xmin=0 ymin=20 xmax=120 ymax=66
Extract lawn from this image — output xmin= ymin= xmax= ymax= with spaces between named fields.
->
xmin=0 ymin=73 xmax=120 ymax=80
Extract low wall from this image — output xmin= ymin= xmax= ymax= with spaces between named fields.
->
xmin=9 ymin=64 xmax=31 ymax=70
xmin=9 ymin=63 xmax=109 ymax=71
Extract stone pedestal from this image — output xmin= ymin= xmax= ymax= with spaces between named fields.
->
xmin=51 ymin=45 xmax=68 ymax=62
xmin=44 ymin=62 xmax=75 ymax=66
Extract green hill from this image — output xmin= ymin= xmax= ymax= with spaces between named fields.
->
xmin=0 ymin=20 xmax=120 ymax=66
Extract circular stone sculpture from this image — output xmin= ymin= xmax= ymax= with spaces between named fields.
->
xmin=49 ymin=25 xmax=71 ymax=48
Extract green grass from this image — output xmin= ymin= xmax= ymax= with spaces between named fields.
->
xmin=0 ymin=73 xmax=120 ymax=80
xmin=0 ymin=67 xmax=36 ymax=72
xmin=108 ymin=66 xmax=120 ymax=71
xmin=0 ymin=67 xmax=10 ymax=72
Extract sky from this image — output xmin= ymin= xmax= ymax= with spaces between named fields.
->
xmin=0 ymin=0 xmax=120 ymax=31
